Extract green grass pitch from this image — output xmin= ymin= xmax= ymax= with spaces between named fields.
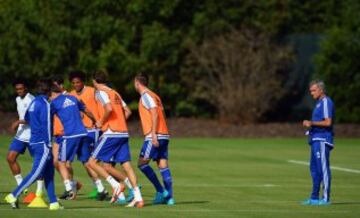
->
xmin=0 ymin=135 xmax=359 ymax=217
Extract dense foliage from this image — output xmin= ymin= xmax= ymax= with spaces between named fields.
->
xmin=0 ymin=0 xmax=357 ymax=122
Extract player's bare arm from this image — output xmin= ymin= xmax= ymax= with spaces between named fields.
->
xmin=150 ymin=108 xmax=159 ymax=147
xmin=10 ymin=120 xmax=20 ymax=132
xmin=96 ymin=103 xmax=112 ymax=128
xmin=83 ymin=108 xmax=97 ymax=125
xmin=123 ymin=106 xmax=132 ymax=120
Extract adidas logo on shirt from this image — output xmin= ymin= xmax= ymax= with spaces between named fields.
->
xmin=62 ymin=97 xmax=75 ymax=108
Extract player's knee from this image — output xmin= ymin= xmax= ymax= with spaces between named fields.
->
xmin=65 ymin=161 xmax=72 ymax=168
xmin=137 ymin=158 xmax=148 ymax=168
xmin=103 ymin=163 xmax=112 ymax=171
xmin=157 ymin=159 xmax=168 ymax=169
xmin=88 ymin=158 xmax=97 ymax=168
xmin=83 ymin=161 xmax=92 ymax=169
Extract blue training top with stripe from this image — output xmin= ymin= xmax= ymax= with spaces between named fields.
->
xmin=309 ymin=96 xmax=335 ymax=145
xmin=25 ymin=95 xmax=52 ymax=145
xmin=51 ymin=94 xmax=87 ymax=137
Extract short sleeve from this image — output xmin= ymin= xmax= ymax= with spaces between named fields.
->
xmin=141 ymin=93 xmax=157 ymax=109
xmin=322 ymin=98 xmax=333 ymax=119
xmin=96 ymin=91 xmax=110 ymax=106
xmin=121 ymin=99 xmax=127 ymax=108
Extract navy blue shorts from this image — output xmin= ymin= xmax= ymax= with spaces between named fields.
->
xmin=83 ymin=129 xmax=101 ymax=151
xmin=9 ymin=138 xmax=29 ymax=155
xmin=58 ymin=136 xmax=90 ymax=162
xmin=92 ymin=136 xmax=131 ymax=164
xmin=139 ymin=139 xmax=169 ymax=161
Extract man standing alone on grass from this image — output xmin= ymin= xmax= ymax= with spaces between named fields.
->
xmin=134 ymin=73 xmax=175 ymax=205
xmin=302 ymin=80 xmax=335 ymax=206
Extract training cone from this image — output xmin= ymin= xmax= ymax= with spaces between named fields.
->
xmin=23 ymin=192 xmax=36 ymax=204
xmin=28 ymin=196 xmax=48 ymax=208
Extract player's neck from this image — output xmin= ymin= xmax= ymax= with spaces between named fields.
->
xmin=139 ymin=86 xmax=149 ymax=94
xmin=76 ymin=86 xmax=85 ymax=94
xmin=318 ymin=94 xmax=326 ymax=100
xmin=19 ymin=92 xmax=28 ymax=99
xmin=50 ymin=92 xmax=61 ymax=100
xmin=98 ymin=84 xmax=110 ymax=91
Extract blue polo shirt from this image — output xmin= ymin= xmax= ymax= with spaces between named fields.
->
xmin=309 ymin=96 xmax=335 ymax=146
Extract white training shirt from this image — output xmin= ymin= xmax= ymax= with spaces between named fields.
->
xmin=15 ymin=93 xmax=35 ymax=142
xmin=95 ymin=90 xmax=128 ymax=136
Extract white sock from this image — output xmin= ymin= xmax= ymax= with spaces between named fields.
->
xmin=95 ymin=179 xmax=105 ymax=192
xmin=124 ymin=177 xmax=133 ymax=189
xmin=14 ymin=174 xmax=23 ymax=185
xmin=133 ymin=186 xmax=143 ymax=201
xmin=106 ymin=176 xmax=119 ymax=189
xmin=36 ymin=180 xmax=44 ymax=195
xmin=64 ymin=179 xmax=72 ymax=191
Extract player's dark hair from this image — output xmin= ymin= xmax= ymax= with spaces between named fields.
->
xmin=93 ymin=70 xmax=108 ymax=84
xmin=51 ymin=83 xmax=62 ymax=93
xmin=135 ymin=73 xmax=149 ymax=86
xmin=69 ymin=70 xmax=86 ymax=82
xmin=37 ymin=78 xmax=52 ymax=95
xmin=52 ymin=75 xmax=64 ymax=86
xmin=13 ymin=78 xmax=28 ymax=87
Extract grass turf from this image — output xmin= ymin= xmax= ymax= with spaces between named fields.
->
xmin=0 ymin=135 xmax=359 ymax=217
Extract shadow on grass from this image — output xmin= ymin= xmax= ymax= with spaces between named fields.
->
xmin=332 ymin=201 xmax=360 ymax=205
xmin=144 ymin=200 xmax=210 ymax=207
xmin=63 ymin=205 xmax=110 ymax=210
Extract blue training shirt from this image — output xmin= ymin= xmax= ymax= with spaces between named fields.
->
xmin=25 ymin=95 xmax=52 ymax=146
xmin=310 ymin=96 xmax=335 ymax=145
xmin=51 ymin=94 xmax=87 ymax=137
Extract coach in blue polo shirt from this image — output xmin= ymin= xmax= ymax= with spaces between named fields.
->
xmin=302 ymin=80 xmax=335 ymax=206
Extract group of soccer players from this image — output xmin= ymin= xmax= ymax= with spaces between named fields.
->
xmin=4 ymin=70 xmax=174 ymax=210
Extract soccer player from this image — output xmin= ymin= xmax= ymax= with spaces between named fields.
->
xmin=51 ymin=76 xmax=83 ymax=199
xmin=302 ymin=80 xmax=335 ymax=206
xmin=5 ymin=79 xmax=62 ymax=210
xmin=68 ymin=70 xmax=108 ymax=200
xmin=134 ymin=73 xmax=175 ymax=205
xmin=50 ymin=77 xmax=97 ymax=200
xmin=6 ymin=79 xmax=44 ymax=197
xmin=88 ymin=70 xmax=144 ymax=207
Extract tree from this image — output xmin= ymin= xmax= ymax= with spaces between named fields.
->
xmin=182 ymin=28 xmax=293 ymax=123
xmin=314 ymin=0 xmax=360 ymax=122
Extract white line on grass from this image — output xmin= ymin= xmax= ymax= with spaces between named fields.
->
xmin=288 ymin=160 xmax=360 ymax=174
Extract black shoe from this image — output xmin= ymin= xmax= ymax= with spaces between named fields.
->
xmin=96 ymin=190 xmax=109 ymax=201
xmin=59 ymin=190 xmax=75 ymax=200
